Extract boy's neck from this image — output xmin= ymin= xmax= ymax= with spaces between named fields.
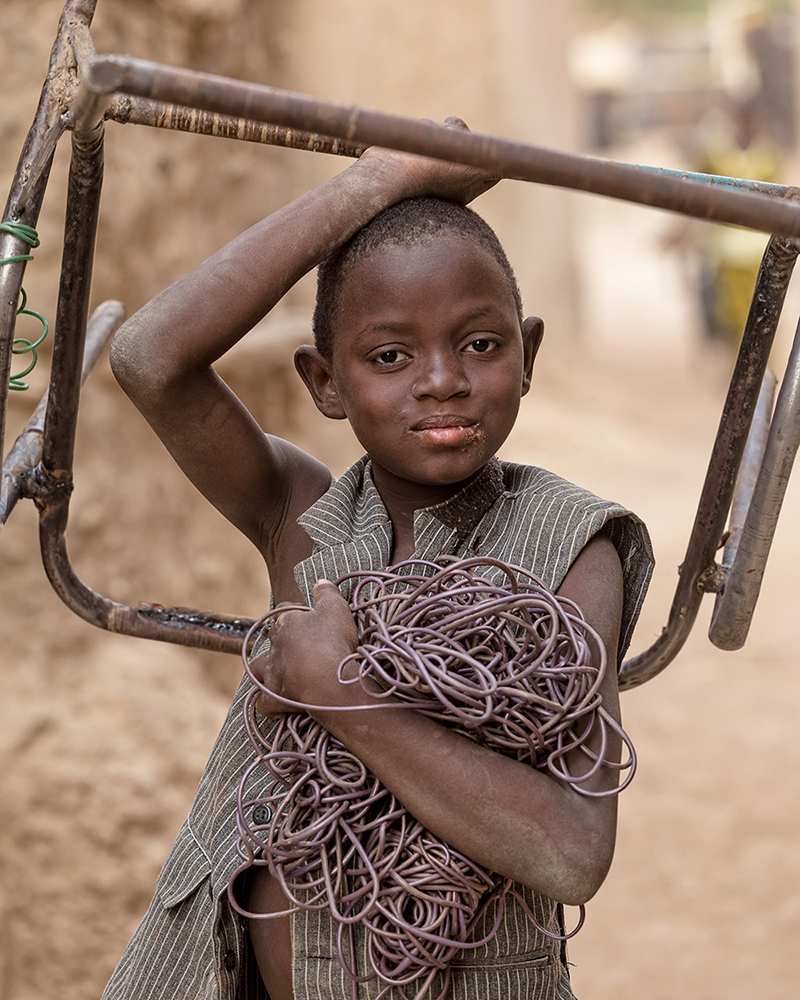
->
xmin=370 ymin=462 xmax=491 ymax=563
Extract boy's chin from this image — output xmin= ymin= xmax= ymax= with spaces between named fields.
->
xmin=373 ymin=457 xmax=492 ymax=493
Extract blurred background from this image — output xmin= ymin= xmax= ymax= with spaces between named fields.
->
xmin=2 ymin=0 xmax=800 ymax=997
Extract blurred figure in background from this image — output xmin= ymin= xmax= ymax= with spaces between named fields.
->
xmin=690 ymin=93 xmax=782 ymax=350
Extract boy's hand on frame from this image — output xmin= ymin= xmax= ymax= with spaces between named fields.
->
xmin=356 ymin=116 xmax=500 ymax=206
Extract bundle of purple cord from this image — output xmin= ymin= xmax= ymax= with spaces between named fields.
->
xmin=230 ymin=556 xmax=635 ymax=999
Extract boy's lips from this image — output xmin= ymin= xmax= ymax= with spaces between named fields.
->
xmin=410 ymin=415 xmax=480 ymax=447
xmin=412 ymin=414 xmax=474 ymax=429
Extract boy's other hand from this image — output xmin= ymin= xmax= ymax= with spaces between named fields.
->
xmin=251 ymin=581 xmax=359 ymax=717
xmin=356 ymin=116 xmax=499 ymax=206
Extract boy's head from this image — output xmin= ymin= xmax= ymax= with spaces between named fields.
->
xmin=296 ymin=196 xmax=543 ymax=493
xmin=312 ymin=198 xmax=524 ymax=361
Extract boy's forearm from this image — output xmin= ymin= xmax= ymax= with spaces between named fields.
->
xmin=111 ymin=158 xmax=413 ymax=389
xmin=308 ymin=685 xmax=618 ymax=906
xmin=260 ymin=623 xmax=618 ymax=905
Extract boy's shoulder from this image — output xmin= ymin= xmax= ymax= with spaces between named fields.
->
xmin=492 ymin=460 xmax=654 ymax=664
xmin=498 ymin=460 xmax=609 ymax=504
xmin=494 ymin=458 xmax=652 ymax=571
xmin=496 ymin=460 xmax=646 ymax=535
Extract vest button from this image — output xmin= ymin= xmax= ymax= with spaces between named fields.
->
xmin=224 ymin=950 xmax=237 ymax=970
xmin=253 ymin=804 xmax=271 ymax=824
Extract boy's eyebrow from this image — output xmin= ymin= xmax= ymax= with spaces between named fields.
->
xmin=357 ymin=320 xmax=405 ymax=335
xmin=349 ymin=319 xmax=409 ymax=344
xmin=460 ymin=306 xmax=504 ymax=322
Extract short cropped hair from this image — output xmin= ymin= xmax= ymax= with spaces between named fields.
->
xmin=312 ymin=197 xmax=524 ymax=360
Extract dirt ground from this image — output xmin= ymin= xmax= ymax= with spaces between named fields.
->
xmin=3 ymin=5 xmax=800 ymax=999
xmin=552 ymin=190 xmax=800 ymax=1000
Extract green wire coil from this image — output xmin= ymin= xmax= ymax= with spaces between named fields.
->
xmin=0 ymin=221 xmax=49 ymax=391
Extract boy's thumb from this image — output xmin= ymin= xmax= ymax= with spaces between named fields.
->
xmin=312 ymin=579 xmax=358 ymax=643
xmin=312 ymin=578 xmax=344 ymax=609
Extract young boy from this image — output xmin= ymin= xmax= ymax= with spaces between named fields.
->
xmin=103 ymin=118 xmax=653 ymax=1000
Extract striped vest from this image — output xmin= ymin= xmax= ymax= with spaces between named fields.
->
xmin=103 ymin=456 xmax=653 ymax=1000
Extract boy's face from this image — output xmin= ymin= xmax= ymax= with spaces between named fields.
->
xmin=302 ymin=234 xmax=541 ymax=500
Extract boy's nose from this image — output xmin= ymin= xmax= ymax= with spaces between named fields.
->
xmin=411 ymin=354 xmax=470 ymax=400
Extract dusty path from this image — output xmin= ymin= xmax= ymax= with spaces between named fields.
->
xmin=557 ymin=187 xmax=800 ymax=999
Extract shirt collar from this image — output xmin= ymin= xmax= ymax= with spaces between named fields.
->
xmin=297 ymin=455 xmax=505 ymax=553
xmin=414 ymin=456 xmax=505 ymax=543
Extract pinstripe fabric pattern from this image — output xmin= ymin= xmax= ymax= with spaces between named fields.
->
xmin=102 ymin=456 xmax=652 ymax=1000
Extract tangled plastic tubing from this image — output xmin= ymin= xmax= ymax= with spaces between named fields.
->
xmin=229 ymin=557 xmax=635 ymax=998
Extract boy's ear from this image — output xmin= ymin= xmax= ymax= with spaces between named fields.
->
xmin=521 ymin=316 xmax=544 ymax=396
xmin=294 ymin=346 xmax=347 ymax=420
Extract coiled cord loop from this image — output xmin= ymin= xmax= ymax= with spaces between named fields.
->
xmin=1 ymin=221 xmax=48 ymax=391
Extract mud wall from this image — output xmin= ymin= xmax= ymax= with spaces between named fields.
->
xmin=0 ymin=2 xmax=579 ymax=998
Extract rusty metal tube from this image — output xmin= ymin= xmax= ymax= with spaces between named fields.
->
xmin=36 ymin=502 xmax=256 ymax=651
xmin=709 ymin=320 xmax=800 ymax=650
xmin=29 ymin=165 xmax=256 ymax=650
xmin=67 ymin=88 xmax=110 ymax=134
xmin=12 ymin=18 xmax=99 ymax=215
xmin=106 ymin=604 xmax=256 ymax=652
xmin=1 ymin=0 xmax=98 ymax=466
xmin=36 ymin=108 xmax=106 ymax=627
xmin=1 ymin=119 xmax=58 ymax=482
xmin=0 ymin=231 xmax=33 ymax=466
xmin=105 ymin=94 xmax=367 ymax=157
xmin=619 ymin=235 xmax=799 ymax=689
xmin=82 ymin=54 xmax=800 ymax=236
xmin=40 ymin=124 xmax=104 ymax=477
xmin=27 ymin=113 xmax=258 ymax=652
xmin=98 ymin=94 xmax=800 ymax=209
xmin=623 ymin=165 xmax=796 ymax=202
xmin=6 ymin=120 xmax=66 ymax=220
xmin=6 ymin=0 xmax=98 ymax=217
xmin=67 ymin=18 xmax=97 ymax=75
xmin=0 ymin=299 xmax=124 ymax=527
xmin=716 ymin=372 xmax=777 ymax=577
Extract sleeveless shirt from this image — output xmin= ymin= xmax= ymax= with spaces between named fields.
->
xmin=102 ymin=456 xmax=653 ymax=1000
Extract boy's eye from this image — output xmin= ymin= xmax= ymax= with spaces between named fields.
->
xmin=374 ymin=349 xmax=408 ymax=365
xmin=465 ymin=338 xmax=497 ymax=354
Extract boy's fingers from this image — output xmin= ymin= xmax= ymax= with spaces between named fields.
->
xmin=248 ymin=656 xmax=286 ymax=716
xmin=443 ymin=116 xmax=469 ymax=130
xmin=248 ymin=654 xmax=268 ymax=683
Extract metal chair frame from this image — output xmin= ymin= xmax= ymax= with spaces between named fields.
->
xmin=3 ymin=0 xmax=800 ymax=689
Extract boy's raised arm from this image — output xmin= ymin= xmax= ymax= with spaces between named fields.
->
xmin=109 ymin=119 xmax=498 ymax=558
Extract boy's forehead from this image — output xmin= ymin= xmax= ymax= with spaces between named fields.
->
xmin=338 ymin=235 xmax=514 ymax=312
